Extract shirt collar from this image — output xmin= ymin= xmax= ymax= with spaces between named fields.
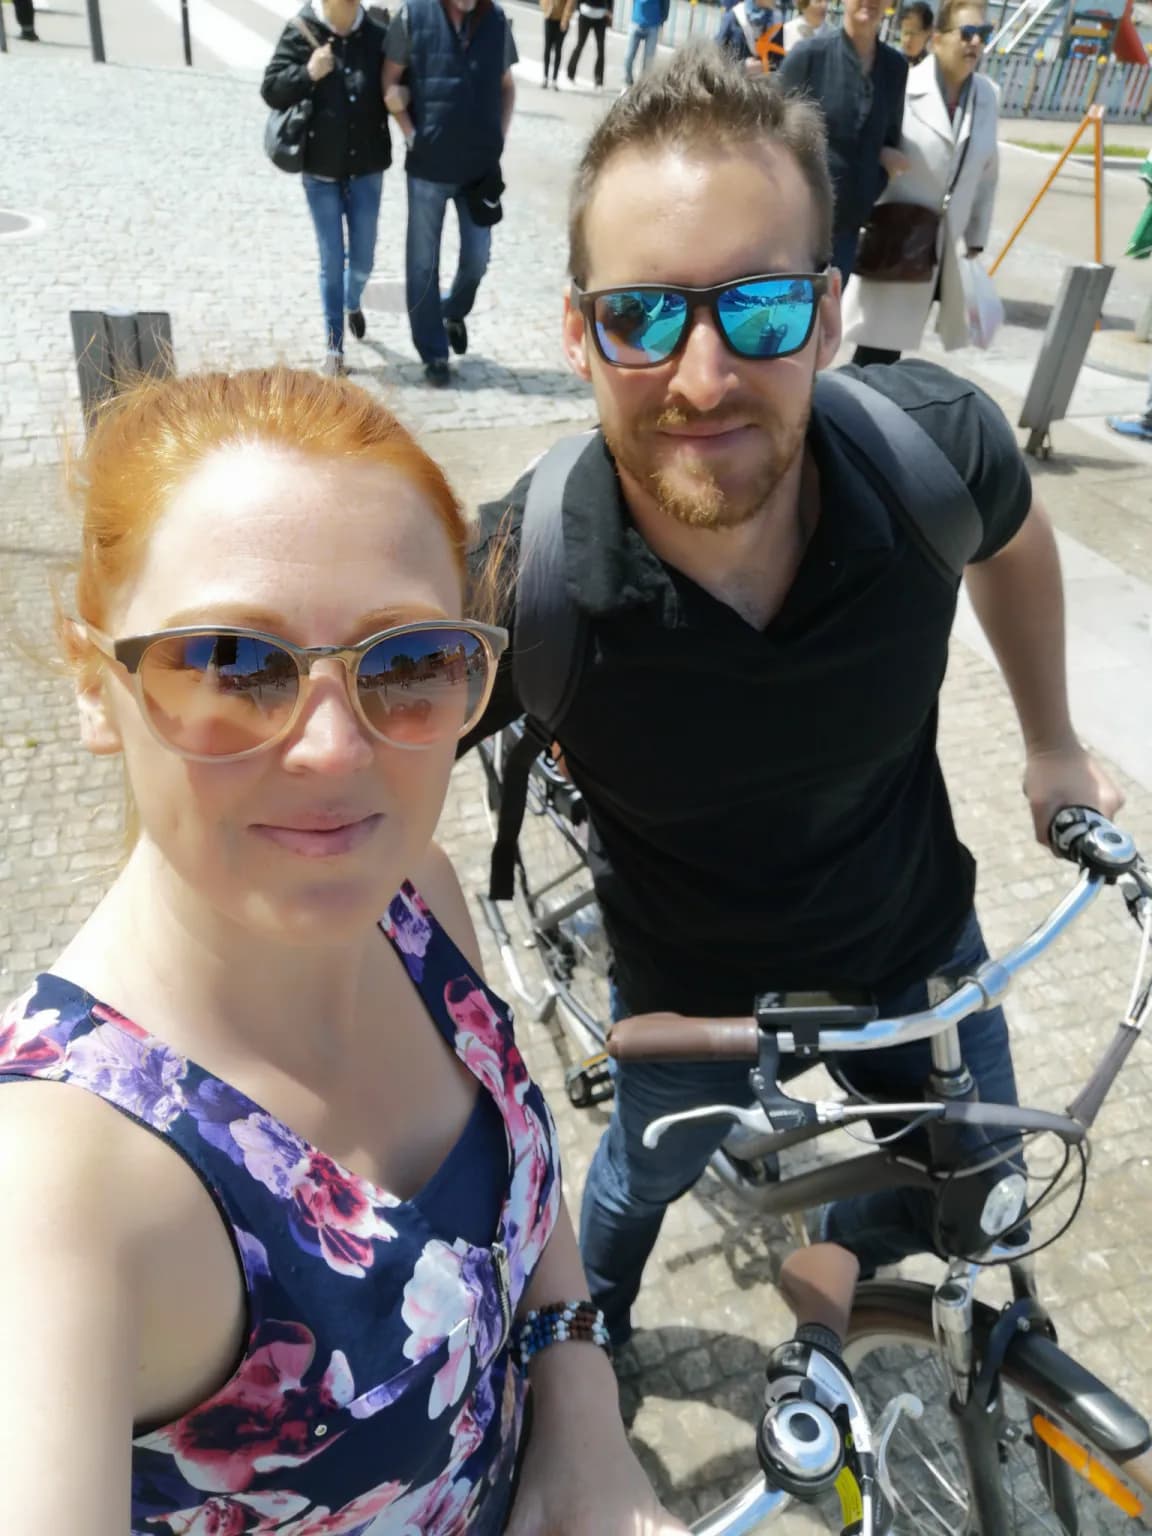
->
xmin=559 ymin=403 xmax=894 ymax=623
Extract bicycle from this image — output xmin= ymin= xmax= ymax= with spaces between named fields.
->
xmin=474 ymin=735 xmax=1152 ymax=1531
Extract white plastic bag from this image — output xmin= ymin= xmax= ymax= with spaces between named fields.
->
xmin=959 ymin=257 xmax=1004 ymax=350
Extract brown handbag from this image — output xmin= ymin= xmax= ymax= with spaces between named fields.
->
xmin=854 ymin=90 xmax=976 ymax=283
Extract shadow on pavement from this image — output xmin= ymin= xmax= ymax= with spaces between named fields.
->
xmin=1002 ymin=297 xmax=1135 ymax=334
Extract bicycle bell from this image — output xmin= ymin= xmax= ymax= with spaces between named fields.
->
xmin=757 ymin=1397 xmax=843 ymax=1495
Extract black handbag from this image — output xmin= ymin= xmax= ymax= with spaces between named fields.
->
xmin=855 ymin=90 xmax=976 ymax=283
xmin=265 ymin=17 xmax=323 ymax=174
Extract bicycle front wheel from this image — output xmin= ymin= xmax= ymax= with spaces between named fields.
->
xmin=844 ymin=1281 xmax=1152 ymax=1535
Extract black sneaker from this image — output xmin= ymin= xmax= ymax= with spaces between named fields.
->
xmin=348 ymin=309 xmax=366 ymax=341
xmin=19 ymin=27 xmax=40 ymax=38
xmin=424 ymin=359 xmax=451 ymax=387
xmin=445 ymin=319 xmax=468 ymax=356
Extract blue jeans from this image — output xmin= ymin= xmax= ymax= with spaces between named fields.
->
xmin=302 ymin=171 xmax=384 ymax=356
xmin=405 ymin=174 xmax=493 ymax=365
xmin=579 ymin=910 xmax=1021 ymax=1345
xmin=832 ymin=227 xmax=860 ymax=286
xmin=623 ymin=23 xmax=659 ymax=83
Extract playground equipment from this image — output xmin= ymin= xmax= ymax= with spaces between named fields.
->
xmin=989 ymin=0 xmax=1147 ymax=64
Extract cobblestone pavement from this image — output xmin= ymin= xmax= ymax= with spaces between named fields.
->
xmin=5 ymin=38 xmax=1152 ymax=1533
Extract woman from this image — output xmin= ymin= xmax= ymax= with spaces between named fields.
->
xmin=842 ymin=0 xmax=999 ymax=365
xmin=262 ymin=3 xmax=392 ymax=376
xmin=781 ymin=0 xmax=828 ymax=54
xmin=0 ymin=368 xmax=687 ymax=1536
xmin=565 ymin=0 xmax=611 ymax=89
xmin=541 ymin=0 xmax=575 ymax=87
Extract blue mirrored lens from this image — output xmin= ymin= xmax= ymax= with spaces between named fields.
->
xmin=358 ymin=628 xmax=487 ymax=745
xmin=716 ymin=279 xmax=816 ymax=359
xmin=593 ymin=290 xmax=689 ymax=365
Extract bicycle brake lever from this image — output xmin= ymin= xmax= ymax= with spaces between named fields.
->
xmin=642 ymin=1101 xmax=769 ymax=1149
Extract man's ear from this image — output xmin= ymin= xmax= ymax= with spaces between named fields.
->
xmin=76 ymin=673 xmax=124 ymax=757
xmin=562 ymin=289 xmax=593 ymax=382
xmin=814 ymin=272 xmax=843 ymax=370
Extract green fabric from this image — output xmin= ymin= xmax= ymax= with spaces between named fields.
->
xmin=1126 ymin=198 xmax=1152 ymax=260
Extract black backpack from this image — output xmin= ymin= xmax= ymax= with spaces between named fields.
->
xmin=487 ymin=370 xmax=982 ymax=901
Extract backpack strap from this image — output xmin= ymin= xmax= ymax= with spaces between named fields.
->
xmin=513 ymin=430 xmax=597 ymax=734
xmin=487 ymin=431 xmax=595 ymax=901
xmin=814 ymin=371 xmax=982 ymax=586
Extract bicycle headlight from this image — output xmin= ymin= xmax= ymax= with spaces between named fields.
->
xmin=980 ymin=1171 xmax=1028 ymax=1237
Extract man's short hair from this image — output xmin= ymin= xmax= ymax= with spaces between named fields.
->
xmin=935 ymin=0 xmax=983 ymax=29
xmin=567 ymin=42 xmax=834 ymax=288
xmin=899 ymin=1 xmax=935 ymax=27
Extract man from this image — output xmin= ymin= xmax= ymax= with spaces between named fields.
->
xmin=384 ymin=0 xmax=517 ymax=386
xmin=463 ymin=44 xmax=1122 ymax=1349
xmin=623 ymin=0 xmax=669 ymax=87
xmin=778 ymin=0 xmax=909 ymax=279
xmin=898 ymin=0 xmax=935 ymax=62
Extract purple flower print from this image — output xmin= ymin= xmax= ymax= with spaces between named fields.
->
xmin=186 ymin=1077 xmax=258 ymax=1166
xmin=231 ymin=1113 xmax=309 ymax=1201
xmin=65 ymin=1023 xmax=188 ymax=1130
xmin=401 ymin=1239 xmax=507 ymax=1420
xmin=383 ymin=888 xmax=434 ymax=982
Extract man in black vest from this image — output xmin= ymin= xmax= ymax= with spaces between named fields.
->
xmin=778 ymin=0 xmax=910 ymax=279
xmin=462 ymin=45 xmax=1122 ymax=1349
xmin=385 ymin=0 xmax=518 ymax=385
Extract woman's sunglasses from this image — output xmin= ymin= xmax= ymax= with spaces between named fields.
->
xmin=951 ymin=21 xmax=993 ymax=40
xmin=574 ymin=272 xmax=830 ymax=370
xmin=81 ymin=619 xmax=509 ymax=762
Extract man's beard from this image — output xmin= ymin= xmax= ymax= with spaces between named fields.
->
xmin=605 ymin=401 xmax=811 ymax=531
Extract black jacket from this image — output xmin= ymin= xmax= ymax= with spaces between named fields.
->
xmin=778 ymin=29 xmax=907 ymax=237
xmin=261 ymin=5 xmax=392 ymax=180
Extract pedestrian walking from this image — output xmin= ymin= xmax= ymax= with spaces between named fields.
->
xmin=262 ymin=1 xmax=392 ymax=377
xmin=843 ymin=0 xmax=998 ymax=364
xmin=384 ymin=0 xmax=518 ymax=386
xmin=782 ymin=0 xmax=829 ymax=53
xmin=0 ymin=365 xmax=689 ymax=1536
xmin=623 ymin=0 xmax=669 ymax=86
xmin=566 ymin=0 xmax=611 ymax=88
xmin=541 ymin=0 xmax=575 ymax=86
xmin=1106 ymin=362 xmax=1152 ymax=444
xmin=717 ymin=0 xmax=783 ymax=70
xmin=462 ymin=42 xmax=1120 ymax=1351
xmin=778 ymin=0 xmax=910 ymax=279
xmin=10 ymin=0 xmax=37 ymax=40
xmin=898 ymin=0 xmax=935 ymax=62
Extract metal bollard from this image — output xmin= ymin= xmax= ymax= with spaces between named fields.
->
xmin=1018 ymin=263 xmax=1114 ymax=459
xmin=0 ymin=3 xmax=8 ymax=53
xmin=85 ymin=0 xmax=107 ymax=62
xmin=70 ymin=309 xmax=174 ymax=434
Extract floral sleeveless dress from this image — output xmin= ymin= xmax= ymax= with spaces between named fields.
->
xmin=0 ymin=883 xmax=562 ymax=1535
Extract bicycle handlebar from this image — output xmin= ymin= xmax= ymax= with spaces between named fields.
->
xmin=609 ymin=811 xmax=1150 ymax=1068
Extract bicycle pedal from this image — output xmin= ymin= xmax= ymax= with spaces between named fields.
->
xmin=564 ymin=1053 xmax=614 ymax=1109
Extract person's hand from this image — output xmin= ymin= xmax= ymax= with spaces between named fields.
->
xmin=879 ymin=147 xmax=911 ymax=177
xmin=504 ymin=1422 xmax=690 ymax=1535
xmin=307 ymin=42 xmax=335 ymax=81
xmin=1023 ymin=742 xmax=1125 ymax=847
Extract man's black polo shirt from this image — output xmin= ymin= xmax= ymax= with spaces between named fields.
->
xmin=777 ymin=29 xmax=908 ymax=239
xmin=464 ymin=362 xmax=1031 ymax=1018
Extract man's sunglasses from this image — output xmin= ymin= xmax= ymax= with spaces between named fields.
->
xmin=81 ymin=619 xmax=508 ymax=762
xmin=574 ymin=272 xmax=830 ymax=370
xmin=951 ymin=21 xmax=993 ymax=40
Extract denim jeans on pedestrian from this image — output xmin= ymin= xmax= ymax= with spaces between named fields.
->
xmin=405 ymin=174 xmax=493 ymax=365
xmin=623 ymin=23 xmax=659 ymax=83
xmin=302 ymin=171 xmax=384 ymax=357
xmin=578 ymin=909 xmax=1021 ymax=1345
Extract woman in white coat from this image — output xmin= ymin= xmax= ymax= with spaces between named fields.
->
xmin=842 ymin=0 xmax=999 ymax=365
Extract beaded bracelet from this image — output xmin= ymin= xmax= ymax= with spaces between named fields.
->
xmin=513 ymin=1299 xmax=612 ymax=1367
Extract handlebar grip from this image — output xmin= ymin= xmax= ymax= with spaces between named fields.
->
xmin=607 ymin=1012 xmax=760 ymax=1063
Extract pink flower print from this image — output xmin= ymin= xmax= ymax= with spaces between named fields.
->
xmin=139 ymin=1321 xmax=354 ymax=1494
xmin=0 ymin=986 xmax=68 ymax=1074
xmin=148 ymin=1489 xmax=311 ymax=1534
xmin=354 ymin=1470 xmax=476 ymax=1536
xmin=64 ymin=1022 xmax=187 ymax=1129
xmin=401 ymin=1239 xmax=505 ymax=1419
xmin=231 ymin=1117 xmax=398 ymax=1278
xmin=91 ymin=999 xmax=151 ymax=1041
xmin=294 ymin=1151 xmax=399 ymax=1278
xmin=278 ymin=1481 xmax=409 ymax=1535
